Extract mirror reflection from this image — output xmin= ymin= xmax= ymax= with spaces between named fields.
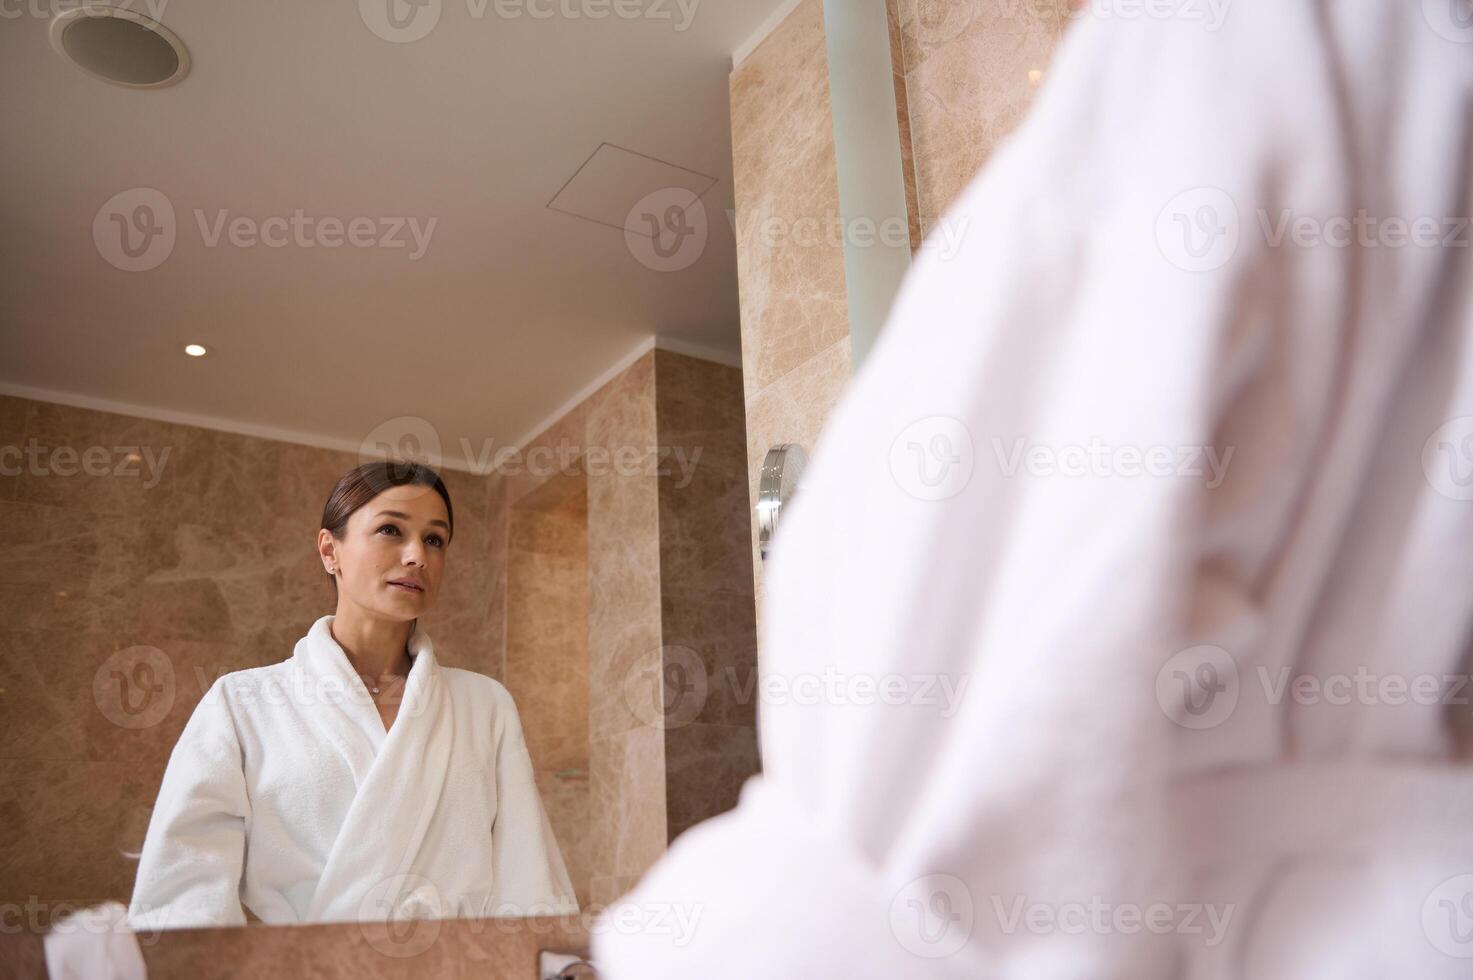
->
xmin=0 ymin=0 xmax=809 ymax=935
xmin=128 ymin=463 xmax=582 ymax=928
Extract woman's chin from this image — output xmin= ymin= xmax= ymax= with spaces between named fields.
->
xmin=363 ymin=593 xmax=427 ymax=621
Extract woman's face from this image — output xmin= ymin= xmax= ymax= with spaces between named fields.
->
xmin=317 ymin=484 xmax=451 ymax=622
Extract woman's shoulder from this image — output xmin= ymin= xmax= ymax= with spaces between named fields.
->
xmin=194 ymin=660 xmax=296 ymax=716
xmin=208 ymin=659 xmax=294 ymax=695
xmin=440 ymin=665 xmax=516 ymax=707
xmin=441 ymin=667 xmax=527 ymax=738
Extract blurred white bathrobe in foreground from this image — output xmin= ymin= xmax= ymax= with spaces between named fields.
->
xmin=128 ymin=615 xmax=576 ymax=929
xmin=596 ymin=1 xmax=1473 ymax=977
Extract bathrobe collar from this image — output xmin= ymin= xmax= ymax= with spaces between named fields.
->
xmin=291 ymin=614 xmax=437 ymax=759
xmin=291 ymin=614 xmax=456 ymax=921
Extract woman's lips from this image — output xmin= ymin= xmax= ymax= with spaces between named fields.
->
xmin=388 ymin=581 xmax=424 ymax=594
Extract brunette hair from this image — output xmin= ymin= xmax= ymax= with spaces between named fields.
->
xmin=320 ymin=461 xmax=455 ymax=590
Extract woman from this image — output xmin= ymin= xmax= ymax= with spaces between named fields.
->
xmin=128 ymin=461 xmax=576 ymax=929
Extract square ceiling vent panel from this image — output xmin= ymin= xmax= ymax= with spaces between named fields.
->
xmin=547 ymin=142 xmax=717 ymax=237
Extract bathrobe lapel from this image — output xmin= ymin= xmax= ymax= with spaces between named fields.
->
xmin=293 ymin=615 xmax=456 ymax=922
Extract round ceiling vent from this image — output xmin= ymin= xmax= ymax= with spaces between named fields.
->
xmin=49 ymin=6 xmax=190 ymax=89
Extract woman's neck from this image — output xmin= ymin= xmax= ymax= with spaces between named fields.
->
xmin=328 ymin=604 xmax=414 ymax=680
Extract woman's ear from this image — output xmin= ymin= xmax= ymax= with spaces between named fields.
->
xmin=317 ymin=528 xmax=337 ymax=574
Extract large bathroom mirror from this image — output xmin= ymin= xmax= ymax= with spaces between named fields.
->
xmin=0 ymin=0 xmax=805 ymax=940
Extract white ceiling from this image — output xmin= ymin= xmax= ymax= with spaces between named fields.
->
xmin=0 ymin=0 xmax=790 ymax=469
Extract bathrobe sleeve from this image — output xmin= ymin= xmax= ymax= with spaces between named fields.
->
xmin=488 ymin=685 xmax=578 ymax=914
xmin=128 ymin=678 xmax=250 ymax=930
xmin=593 ymin=2 xmax=1473 ymax=978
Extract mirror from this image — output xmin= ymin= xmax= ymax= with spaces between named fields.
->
xmin=0 ymin=0 xmax=785 ymax=939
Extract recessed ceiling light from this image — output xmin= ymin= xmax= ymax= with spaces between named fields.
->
xmin=1028 ymin=69 xmax=1044 ymax=86
xmin=184 ymin=343 xmax=207 ymax=357
xmin=49 ymin=6 xmax=190 ymax=89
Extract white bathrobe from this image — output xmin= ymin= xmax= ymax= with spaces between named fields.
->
xmin=595 ymin=1 xmax=1473 ymax=977
xmin=128 ymin=615 xmax=576 ymax=929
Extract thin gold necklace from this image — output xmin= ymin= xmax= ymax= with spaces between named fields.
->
xmin=359 ymin=648 xmax=413 ymax=695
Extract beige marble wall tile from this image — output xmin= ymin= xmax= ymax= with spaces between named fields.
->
xmin=0 ymin=499 xmax=148 ymax=636
xmin=656 ymin=590 xmax=762 ymax=732
xmin=653 ymin=351 xmax=762 ymax=837
xmin=585 ymin=354 xmax=662 ymax=746
xmin=653 ymin=352 xmax=752 ymax=597
xmin=729 ymin=0 xmax=861 ymax=619
xmin=483 ymin=472 xmax=510 ymax=684
xmin=506 ymin=480 xmax=591 ymax=909
xmin=729 ymin=0 xmax=851 ymax=405
xmin=893 ymin=0 xmax=1064 ymax=75
xmin=578 ymin=352 xmax=672 ymax=896
xmin=535 ymin=771 xmax=591 ymax=911
xmin=742 ymin=337 xmax=853 ymax=621
xmin=727 ymin=0 xmax=1065 ymax=630
xmin=505 ymin=401 xmax=588 ymax=508
xmin=0 ymin=758 xmax=152 ymax=926
xmin=895 ymin=0 xmax=1066 ymax=234
xmin=135 ymin=915 xmax=589 ymax=980
xmin=0 ymin=394 xmax=27 ymax=501
xmin=665 ymin=723 xmax=760 ymax=843
xmin=587 ymin=726 xmax=666 ymax=884
xmin=13 ymin=401 xmax=190 ymax=520
xmin=507 ymin=485 xmax=589 ymax=776
xmin=588 ymin=874 xmax=646 ymax=911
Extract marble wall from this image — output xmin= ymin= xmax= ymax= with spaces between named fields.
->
xmin=506 ymin=473 xmax=591 ymax=909
xmin=581 ymin=352 xmax=668 ymax=908
xmin=652 ymin=351 xmax=761 ymax=843
xmin=891 ymin=0 xmax=1068 ymax=236
xmin=729 ymin=0 xmax=855 ymax=617
xmin=142 ymin=914 xmax=589 ymax=979
xmin=728 ymin=0 xmax=1066 ymax=620
xmin=468 ymin=348 xmax=759 ymax=908
xmin=0 ymin=394 xmax=497 ymax=927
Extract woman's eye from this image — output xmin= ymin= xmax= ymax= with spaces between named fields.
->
xmin=377 ymin=524 xmax=400 ymax=536
xmin=427 ymin=535 xmax=445 ymax=548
